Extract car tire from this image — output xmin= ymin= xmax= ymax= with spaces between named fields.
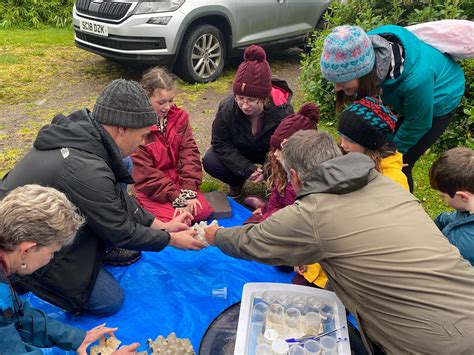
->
xmin=177 ymin=24 xmax=226 ymax=83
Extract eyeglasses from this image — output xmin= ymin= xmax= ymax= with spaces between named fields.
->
xmin=235 ymin=96 xmax=261 ymax=105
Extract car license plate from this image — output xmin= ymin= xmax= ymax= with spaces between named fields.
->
xmin=80 ymin=19 xmax=108 ymax=37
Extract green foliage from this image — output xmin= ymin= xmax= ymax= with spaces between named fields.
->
xmin=435 ymin=59 xmax=474 ymax=151
xmin=300 ymin=0 xmax=474 ymax=151
xmin=0 ymin=0 xmax=75 ymax=29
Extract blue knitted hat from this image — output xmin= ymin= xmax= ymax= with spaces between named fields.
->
xmin=320 ymin=25 xmax=375 ymax=83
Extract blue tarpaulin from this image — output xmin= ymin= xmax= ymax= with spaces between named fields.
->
xmin=25 ymin=198 xmax=293 ymax=353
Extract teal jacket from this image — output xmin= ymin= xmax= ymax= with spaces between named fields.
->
xmin=435 ymin=210 xmax=474 ymax=266
xmin=0 ymin=266 xmax=85 ymax=354
xmin=368 ymin=25 xmax=465 ymax=154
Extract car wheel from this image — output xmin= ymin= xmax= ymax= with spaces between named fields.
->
xmin=177 ymin=24 xmax=226 ymax=83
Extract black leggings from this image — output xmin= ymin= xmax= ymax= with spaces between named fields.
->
xmin=399 ymin=110 xmax=456 ymax=192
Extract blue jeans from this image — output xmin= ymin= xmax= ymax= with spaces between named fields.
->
xmin=121 ymin=156 xmax=133 ymax=191
xmin=86 ymin=268 xmax=124 ymax=316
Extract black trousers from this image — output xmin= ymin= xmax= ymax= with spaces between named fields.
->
xmin=202 ymin=147 xmax=247 ymax=187
xmin=397 ymin=109 xmax=456 ymax=192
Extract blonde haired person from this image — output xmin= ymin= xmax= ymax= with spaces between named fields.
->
xmin=0 ymin=185 xmax=139 ymax=354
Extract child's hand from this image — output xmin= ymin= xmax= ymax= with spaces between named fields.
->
xmin=186 ymin=198 xmax=202 ymax=216
xmin=252 ymin=208 xmax=262 ymax=215
xmin=248 ymin=168 xmax=264 ymax=183
xmin=294 ymin=265 xmax=307 ymax=276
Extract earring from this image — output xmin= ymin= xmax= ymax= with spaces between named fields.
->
xmin=20 ymin=263 xmax=27 ymax=270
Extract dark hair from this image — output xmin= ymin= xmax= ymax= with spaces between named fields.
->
xmin=335 ymin=68 xmax=379 ymax=112
xmin=429 ymin=147 xmax=474 ymax=197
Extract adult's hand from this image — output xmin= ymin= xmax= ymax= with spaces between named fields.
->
xmin=164 ymin=212 xmax=193 ymax=232
xmin=169 ymin=229 xmax=206 ymax=250
xmin=113 ymin=342 xmax=141 ymax=354
xmin=204 ymin=225 xmax=221 ymax=246
xmin=77 ymin=324 xmax=118 ymax=355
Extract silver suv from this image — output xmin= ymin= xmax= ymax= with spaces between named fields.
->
xmin=73 ymin=0 xmax=331 ymax=83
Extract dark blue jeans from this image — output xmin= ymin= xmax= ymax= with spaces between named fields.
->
xmin=86 ymin=268 xmax=124 ymax=316
xmin=202 ymin=147 xmax=247 ymax=187
xmin=120 ymin=156 xmax=133 ymax=191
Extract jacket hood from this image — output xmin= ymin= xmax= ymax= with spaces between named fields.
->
xmin=370 ymin=35 xmax=391 ymax=85
xmin=368 ymin=25 xmax=420 ymax=86
xmin=297 ymin=153 xmax=376 ymax=198
xmin=34 ymin=109 xmax=134 ymax=184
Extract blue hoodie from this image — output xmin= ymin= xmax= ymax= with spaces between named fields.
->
xmin=435 ymin=210 xmax=474 ymax=266
xmin=368 ymin=25 xmax=465 ymax=154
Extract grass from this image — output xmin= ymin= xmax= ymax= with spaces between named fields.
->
xmin=0 ymin=27 xmax=449 ymax=219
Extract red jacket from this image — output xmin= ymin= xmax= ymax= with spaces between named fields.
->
xmin=132 ymin=106 xmax=203 ymax=203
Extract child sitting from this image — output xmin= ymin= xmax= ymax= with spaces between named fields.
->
xmin=429 ymin=147 xmax=474 ymax=265
xmin=241 ymin=103 xmax=328 ymax=288
xmin=243 ymin=103 xmax=320 ymax=223
xmin=131 ymin=67 xmax=213 ymax=222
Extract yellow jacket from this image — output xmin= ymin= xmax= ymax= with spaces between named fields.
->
xmin=380 ymin=151 xmax=409 ymax=191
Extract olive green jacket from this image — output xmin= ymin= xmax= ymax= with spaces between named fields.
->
xmin=215 ymin=153 xmax=474 ymax=354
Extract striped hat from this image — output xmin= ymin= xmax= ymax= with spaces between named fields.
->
xmin=338 ymin=96 xmax=397 ymax=150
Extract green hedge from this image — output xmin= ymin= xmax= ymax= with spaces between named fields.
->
xmin=301 ymin=0 xmax=474 ymax=151
xmin=0 ymin=0 xmax=75 ymax=28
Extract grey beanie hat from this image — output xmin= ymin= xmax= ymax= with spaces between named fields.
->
xmin=93 ymin=79 xmax=156 ymax=128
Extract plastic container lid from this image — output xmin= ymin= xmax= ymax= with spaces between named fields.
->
xmin=271 ymin=339 xmax=290 ymax=354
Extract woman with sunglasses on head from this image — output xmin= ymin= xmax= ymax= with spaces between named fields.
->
xmin=0 ymin=185 xmax=139 ymax=354
xmin=203 ymin=45 xmax=294 ymax=198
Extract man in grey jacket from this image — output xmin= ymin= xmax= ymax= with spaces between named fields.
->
xmin=205 ymin=130 xmax=474 ymax=354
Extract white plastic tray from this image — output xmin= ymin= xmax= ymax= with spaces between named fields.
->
xmin=234 ymin=282 xmax=351 ymax=354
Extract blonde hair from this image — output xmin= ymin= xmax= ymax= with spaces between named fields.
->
xmin=264 ymin=149 xmax=288 ymax=195
xmin=0 ymin=185 xmax=85 ymax=251
xmin=140 ymin=66 xmax=176 ymax=97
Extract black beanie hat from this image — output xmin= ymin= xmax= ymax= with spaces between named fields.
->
xmin=93 ymin=79 xmax=156 ymax=128
xmin=338 ymin=96 xmax=397 ymax=150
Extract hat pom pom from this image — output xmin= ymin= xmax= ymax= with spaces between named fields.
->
xmin=298 ymin=102 xmax=320 ymax=124
xmin=244 ymin=45 xmax=267 ymax=62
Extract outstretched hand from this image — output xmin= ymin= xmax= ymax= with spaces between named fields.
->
xmin=169 ymin=229 xmax=206 ymax=251
xmin=113 ymin=342 xmax=141 ymax=354
xmin=204 ymin=225 xmax=221 ymax=246
xmin=77 ymin=324 xmax=118 ymax=355
xmin=165 ymin=211 xmax=193 ymax=232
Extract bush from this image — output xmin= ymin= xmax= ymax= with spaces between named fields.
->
xmin=300 ymin=0 xmax=474 ymax=150
xmin=0 ymin=0 xmax=74 ymax=29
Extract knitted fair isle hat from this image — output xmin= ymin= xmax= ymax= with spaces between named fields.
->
xmin=320 ymin=25 xmax=375 ymax=83
xmin=233 ymin=45 xmax=272 ymax=99
xmin=338 ymin=96 xmax=397 ymax=150
xmin=93 ymin=79 xmax=156 ymax=128
xmin=270 ymin=102 xmax=320 ymax=149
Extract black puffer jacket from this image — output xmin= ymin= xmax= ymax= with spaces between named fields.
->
xmin=0 ymin=109 xmax=170 ymax=313
xmin=211 ymin=79 xmax=294 ymax=178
